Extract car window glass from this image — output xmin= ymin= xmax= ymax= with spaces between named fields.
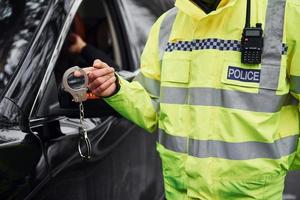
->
xmin=115 ymin=0 xmax=174 ymax=69
xmin=51 ymin=1 xmax=119 ymax=135
xmin=54 ymin=1 xmax=117 ymax=82
xmin=0 ymin=0 xmax=49 ymax=97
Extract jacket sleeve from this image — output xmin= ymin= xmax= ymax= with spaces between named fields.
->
xmin=103 ymin=13 xmax=168 ymax=133
xmin=286 ymin=2 xmax=300 ymax=170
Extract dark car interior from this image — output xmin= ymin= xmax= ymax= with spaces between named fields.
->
xmin=55 ymin=1 xmax=118 ymax=78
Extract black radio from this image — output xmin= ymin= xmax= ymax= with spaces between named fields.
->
xmin=241 ymin=23 xmax=264 ymax=64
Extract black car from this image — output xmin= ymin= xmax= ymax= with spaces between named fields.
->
xmin=0 ymin=0 xmax=299 ymax=200
xmin=0 ymin=0 xmax=173 ymax=199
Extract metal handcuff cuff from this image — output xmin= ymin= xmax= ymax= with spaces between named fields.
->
xmin=62 ymin=66 xmax=92 ymax=160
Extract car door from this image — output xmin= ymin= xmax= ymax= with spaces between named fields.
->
xmin=0 ymin=0 xmax=58 ymax=199
xmin=0 ymin=0 xmax=82 ymax=199
xmin=6 ymin=0 xmax=164 ymax=199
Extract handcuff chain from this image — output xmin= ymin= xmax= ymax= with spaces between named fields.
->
xmin=78 ymin=102 xmax=92 ymax=160
xmin=79 ymin=102 xmax=85 ymax=127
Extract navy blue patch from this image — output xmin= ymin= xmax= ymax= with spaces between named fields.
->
xmin=227 ymin=66 xmax=260 ymax=83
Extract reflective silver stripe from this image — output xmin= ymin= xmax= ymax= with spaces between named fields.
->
xmin=260 ymin=0 xmax=286 ymax=91
xmin=290 ymin=76 xmax=300 ymax=94
xmin=159 ymin=8 xmax=178 ymax=61
xmin=151 ymin=98 xmax=160 ymax=112
xmin=189 ymin=135 xmax=298 ymax=160
xmin=158 ymin=129 xmax=187 ymax=154
xmin=160 ymin=87 xmax=298 ymax=113
xmin=134 ymin=72 xmax=160 ymax=97
xmin=159 ymin=130 xmax=298 ymax=160
xmin=133 ymin=73 xmax=161 ymax=112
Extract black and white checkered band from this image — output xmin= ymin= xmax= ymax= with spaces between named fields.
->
xmin=282 ymin=43 xmax=288 ymax=55
xmin=165 ymin=38 xmax=288 ymax=55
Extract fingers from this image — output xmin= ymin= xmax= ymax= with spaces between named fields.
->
xmin=78 ymin=59 xmax=117 ymax=97
xmin=74 ymin=67 xmax=94 ymax=77
xmin=73 ymin=60 xmax=114 ymax=81
xmin=88 ymin=74 xmax=115 ymax=92
xmin=91 ymin=59 xmax=113 ymax=69
xmin=100 ymin=82 xmax=117 ymax=97
xmin=82 ymin=67 xmax=95 ymax=74
xmin=88 ymin=60 xmax=115 ymax=82
xmin=93 ymin=59 xmax=109 ymax=69
xmin=91 ymin=75 xmax=117 ymax=96
xmin=88 ymin=67 xmax=114 ymax=82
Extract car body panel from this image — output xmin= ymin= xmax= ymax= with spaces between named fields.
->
xmin=32 ymin=117 xmax=164 ymax=200
xmin=0 ymin=0 xmax=76 ymax=127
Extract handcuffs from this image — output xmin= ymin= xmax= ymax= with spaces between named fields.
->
xmin=62 ymin=66 xmax=92 ymax=160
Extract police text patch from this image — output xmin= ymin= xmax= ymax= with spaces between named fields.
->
xmin=227 ymin=66 xmax=260 ymax=83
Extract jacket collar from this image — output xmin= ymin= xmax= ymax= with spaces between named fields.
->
xmin=175 ymin=0 xmax=237 ymax=20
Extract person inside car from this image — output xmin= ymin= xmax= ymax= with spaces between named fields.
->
xmin=55 ymin=14 xmax=119 ymax=84
xmin=68 ymin=32 xmax=119 ymax=71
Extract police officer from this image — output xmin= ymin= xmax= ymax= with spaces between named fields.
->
xmin=83 ymin=0 xmax=300 ymax=199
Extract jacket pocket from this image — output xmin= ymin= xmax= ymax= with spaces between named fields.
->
xmin=218 ymin=177 xmax=266 ymax=199
xmin=161 ymin=59 xmax=190 ymax=84
xmin=218 ymin=174 xmax=285 ymax=200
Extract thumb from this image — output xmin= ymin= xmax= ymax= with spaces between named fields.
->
xmin=74 ymin=67 xmax=94 ymax=77
xmin=93 ymin=59 xmax=108 ymax=69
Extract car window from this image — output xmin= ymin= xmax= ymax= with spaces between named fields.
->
xmin=54 ymin=1 xmax=117 ymax=82
xmin=0 ymin=0 xmax=49 ymax=97
xmin=52 ymin=1 xmax=117 ymax=135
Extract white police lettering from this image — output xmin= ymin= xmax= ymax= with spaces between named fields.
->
xmin=227 ymin=66 xmax=260 ymax=83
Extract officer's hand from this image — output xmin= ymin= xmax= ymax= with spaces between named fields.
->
xmin=86 ymin=59 xmax=117 ymax=98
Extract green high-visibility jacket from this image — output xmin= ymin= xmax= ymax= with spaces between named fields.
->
xmin=105 ymin=0 xmax=300 ymax=199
